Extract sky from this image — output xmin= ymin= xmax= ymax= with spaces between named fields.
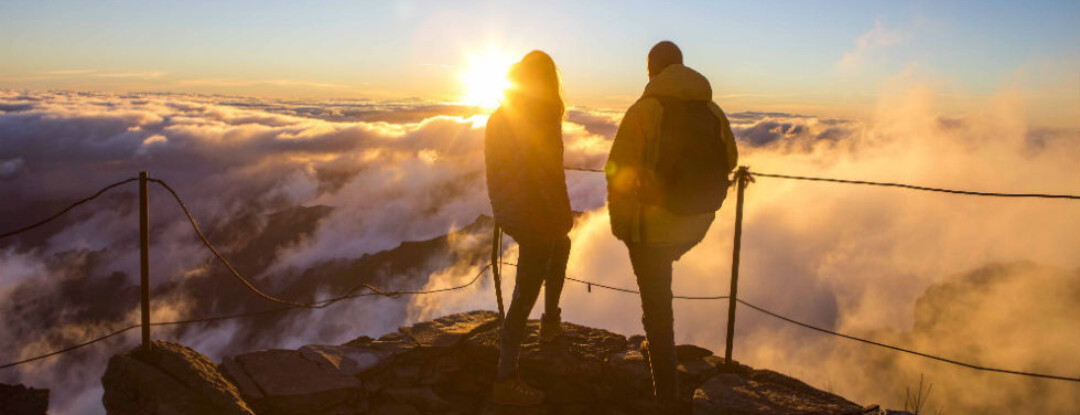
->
xmin=1 ymin=0 xmax=1078 ymax=125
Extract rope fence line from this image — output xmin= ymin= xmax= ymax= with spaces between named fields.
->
xmin=564 ymin=166 xmax=605 ymax=173
xmin=733 ymin=298 xmax=1080 ymax=383
xmin=500 ymin=262 xmax=729 ymax=300
xmin=750 ymin=171 xmax=1080 ymax=200
xmin=0 ymin=177 xmax=138 ymax=239
xmin=569 ymin=276 xmax=730 ymax=300
xmin=565 ymin=166 xmax=1080 ymax=200
xmin=498 ymin=262 xmax=1079 ymax=383
xmin=1 ymin=175 xmax=496 ymax=370
xmin=0 ymin=324 xmax=140 ymax=370
xmin=151 ymin=178 xmax=399 ymax=309
xmin=1 ymin=168 xmax=1078 ymax=383
xmin=0 ymin=264 xmax=493 ymax=370
xmin=6 ymin=256 xmax=1078 ymax=383
xmin=2 ymin=165 xmax=1071 ymax=242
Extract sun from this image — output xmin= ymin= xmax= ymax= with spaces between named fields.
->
xmin=460 ymin=52 xmax=515 ymax=108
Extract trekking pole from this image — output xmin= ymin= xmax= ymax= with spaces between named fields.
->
xmin=138 ymin=171 xmax=152 ymax=353
xmin=725 ymin=166 xmax=753 ymax=365
xmin=491 ymin=224 xmax=506 ymax=322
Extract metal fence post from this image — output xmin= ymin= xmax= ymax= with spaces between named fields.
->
xmin=725 ymin=166 xmax=751 ymax=365
xmin=491 ymin=224 xmax=505 ymax=322
xmin=139 ymin=171 xmax=151 ymax=353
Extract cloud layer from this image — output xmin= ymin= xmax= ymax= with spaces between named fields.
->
xmin=1 ymin=88 xmax=1078 ymax=414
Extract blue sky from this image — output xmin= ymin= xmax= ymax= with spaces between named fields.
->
xmin=1 ymin=0 xmax=1077 ymax=124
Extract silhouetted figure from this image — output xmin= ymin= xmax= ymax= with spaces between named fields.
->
xmin=484 ymin=50 xmax=572 ymax=406
xmin=605 ymin=41 xmax=738 ymax=409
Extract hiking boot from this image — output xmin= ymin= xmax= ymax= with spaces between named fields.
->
xmin=540 ymin=308 xmax=562 ymax=342
xmin=644 ymin=338 xmax=679 ymax=402
xmin=491 ymin=375 xmax=545 ymax=406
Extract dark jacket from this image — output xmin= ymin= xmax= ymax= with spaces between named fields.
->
xmin=485 ymin=105 xmax=573 ymax=239
xmin=606 ymin=64 xmax=738 ymax=244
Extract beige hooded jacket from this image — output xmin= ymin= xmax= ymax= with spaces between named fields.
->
xmin=605 ymin=64 xmax=738 ymax=245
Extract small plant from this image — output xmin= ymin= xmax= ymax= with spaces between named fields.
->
xmin=903 ymin=374 xmax=943 ymax=414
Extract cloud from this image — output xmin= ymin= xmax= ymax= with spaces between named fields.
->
xmin=728 ymin=111 xmax=857 ymax=148
xmin=39 ymin=70 xmax=95 ymax=76
xmin=836 ymin=19 xmax=921 ymax=72
xmin=0 ymin=157 xmax=24 ymax=178
xmin=174 ymin=78 xmax=350 ymax=89
xmin=92 ymin=71 xmax=167 ymax=79
xmin=35 ymin=69 xmax=167 ymax=79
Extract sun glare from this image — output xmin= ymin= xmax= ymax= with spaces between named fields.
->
xmin=460 ymin=52 xmax=514 ymax=108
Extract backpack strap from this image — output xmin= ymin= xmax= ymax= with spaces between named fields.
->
xmin=636 ymin=94 xmax=686 ymax=206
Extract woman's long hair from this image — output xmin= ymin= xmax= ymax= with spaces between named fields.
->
xmin=502 ymin=50 xmax=565 ymax=124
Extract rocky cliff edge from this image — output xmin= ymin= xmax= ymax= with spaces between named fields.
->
xmin=102 ymin=310 xmax=891 ymax=415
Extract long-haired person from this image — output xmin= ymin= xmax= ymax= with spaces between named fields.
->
xmin=484 ymin=50 xmax=572 ymax=406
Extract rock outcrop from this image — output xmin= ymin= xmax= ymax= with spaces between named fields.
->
xmin=102 ymin=340 xmax=255 ymax=415
xmin=223 ymin=349 xmax=365 ymax=414
xmin=0 ymin=383 xmax=49 ymax=415
xmin=103 ymin=311 xmax=881 ymax=414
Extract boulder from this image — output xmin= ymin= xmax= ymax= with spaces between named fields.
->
xmin=675 ymin=344 xmax=714 ymax=361
xmin=101 ymin=340 xmax=253 ymax=415
xmin=365 ymin=332 xmax=421 ymax=355
xmin=223 ymin=349 xmax=365 ymax=415
xmin=300 ymin=344 xmax=391 ymax=376
xmin=692 ymin=369 xmax=864 ymax=415
xmin=0 ymin=383 xmax=49 ymax=415
xmin=399 ymin=310 xmax=498 ymax=349
xmin=677 ymin=359 xmax=718 ymax=382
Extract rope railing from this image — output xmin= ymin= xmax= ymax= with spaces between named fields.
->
xmin=497 ymin=261 xmax=1079 ymax=382
xmin=732 ymin=298 xmax=1080 ymax=383
xmin=2 ymin=166 xmax=1075 ymax=242
xmin=150 ymin=178 xmax=401 ymax=309
xmin=0 ymin=264 xmax=492 ymax=370
xmin=569 ymin=165 xmax=1080 ymax=200
xmin=0 ymin=177 xmax=138 ymax=239
xmin=1 ymin=168 xmax=1078 ymax=385
xmin=564 ymin=166 xmax=605 ymax=173
xmin=0 ymin=324 xmax=140 ymax=370
xmin=750 ymin=171 xmax=1080 ymax=200
xmin=7 ymin=258 xmax=1078 ymax=383
xmin=500 ymin=262 xmax=729 ymax=300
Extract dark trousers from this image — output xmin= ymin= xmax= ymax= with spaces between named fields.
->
xmin=628 ymin=242 xmax=692 ymax=403
xmin=497 ymin=233 xmax=571 ymax=379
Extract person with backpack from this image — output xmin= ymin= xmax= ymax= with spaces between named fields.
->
xmin=605 ymin=41 xmax=738 ymax=408
xmin=485 ymin=50 xmax=573 ymax=406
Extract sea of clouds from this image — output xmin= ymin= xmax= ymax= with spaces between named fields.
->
xmin=0 ymin=86 xmax=1077 ymax=414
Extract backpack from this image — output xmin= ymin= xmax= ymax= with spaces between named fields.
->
xmin=639 ymin=95 xmax=731 ymax=214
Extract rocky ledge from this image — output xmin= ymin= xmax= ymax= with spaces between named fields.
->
xmin=102 ymin=310 xmax=888 ymax=414
xmin=0 ymin=384 xmax=50 ymax=415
